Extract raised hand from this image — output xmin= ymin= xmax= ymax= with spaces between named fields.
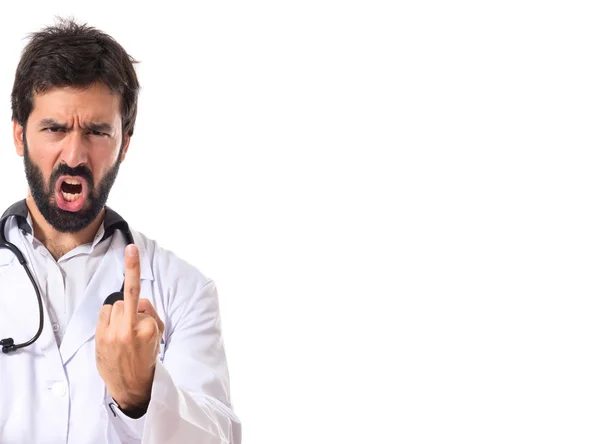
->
xmin=95 ymin=244 xmax=165 ymax=411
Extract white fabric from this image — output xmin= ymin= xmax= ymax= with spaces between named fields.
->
xmin=0 ymin=214 xmax=241 ymax=444
xmin=22 ymin=213 xmax=110 ymax=345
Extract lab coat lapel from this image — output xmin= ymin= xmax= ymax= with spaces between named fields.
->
xmin=59 ymin=230 xmax=153 ymax=365
xmin=0 ymin=249 xmax=16 ymax=267
xmin=0 ymin=215 xmax=56 ymax=361
xmin=58 ymin=242 xmax=123 ymax=365
xmin=0 ymin=262 xmax=63 ymax=365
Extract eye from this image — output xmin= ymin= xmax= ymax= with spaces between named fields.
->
xmin=90 ymin=130 xmax=108 ymax=137
xmin=45 ymin=127 xmax=65 ymax=133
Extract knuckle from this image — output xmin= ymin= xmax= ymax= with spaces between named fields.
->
xmin=117 ymin=329 xmax=134 ymax=344
xmin=101 ymin=330 xmax=116 ymax=346
xmin=152 ymin=324 xmax=161 ymax=339
xmin=144 ymin=319 xmax=156 ymax=333
xmin=141 ymin=319 xmax=159 ymax=338
xmin=109 ymin=331 xmax=121 ymax=344
xmin=95 ymin=332 xmax=106 ymax=345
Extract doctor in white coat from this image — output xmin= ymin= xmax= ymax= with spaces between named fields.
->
xmin=0 ymin=18 xmax=241 ymax=443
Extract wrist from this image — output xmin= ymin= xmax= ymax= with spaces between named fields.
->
xmin=113 ymin=396 xmax=150 ymax=419
xmin=110 ymin=368 xmax=155 ymax=411
xmin=113 ymin=390 xmax=150 ymax=411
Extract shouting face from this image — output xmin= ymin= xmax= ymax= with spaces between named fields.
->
xmin=13 ymin=82 xmax=130 ymax=233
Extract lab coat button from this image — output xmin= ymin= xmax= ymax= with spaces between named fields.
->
xmin=52 ymin=381 xmax=67 ymax=398
xmin=52 ymin=323 xmax=60 ymax=332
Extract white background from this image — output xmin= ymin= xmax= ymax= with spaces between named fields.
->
xmin=0 ymin=1 xmax=599 ymax=443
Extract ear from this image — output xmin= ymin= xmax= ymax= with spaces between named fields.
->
xmin=119 ymin=135 xmax=131 ymax=163
xmin=13 ymin=120 xmax=25 ymax=157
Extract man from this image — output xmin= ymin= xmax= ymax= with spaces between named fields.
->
xmin=0 ymin=18 xmax=241 ymax=443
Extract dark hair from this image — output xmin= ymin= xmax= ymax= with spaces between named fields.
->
xmin=11 ymin=17 xmax=140 ymax=137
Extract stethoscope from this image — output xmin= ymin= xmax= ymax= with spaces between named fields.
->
xmin=0 ymin=201 xmax=133 ymax=354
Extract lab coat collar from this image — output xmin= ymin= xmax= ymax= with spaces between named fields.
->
xmin=1 ymin=199 xmax=131 ymax=244
xmin=0 ymin=199 xmax=31 ymax=235
xmin=0 ymin=200 xmax=152 ymax=279
xmin=107 ymin=227 xmax=154 ymax=281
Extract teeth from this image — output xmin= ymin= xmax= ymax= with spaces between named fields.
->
xmin=64 ymin=179 xmax=81 ymax=185
xmin=61 ymin=191 xmax=81 ymax=202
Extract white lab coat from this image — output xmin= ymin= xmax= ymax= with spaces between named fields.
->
xmin=0 ymin=216 xmax=241 ymax=443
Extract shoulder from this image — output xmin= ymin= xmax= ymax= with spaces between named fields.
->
xmin=130 ymin=228 xmax=212 ymax=293
xmin=128 ymin=229 xmax=221 ymax=330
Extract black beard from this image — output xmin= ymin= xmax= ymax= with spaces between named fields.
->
xmin=23 ymin=137 xmax=123 ymax=233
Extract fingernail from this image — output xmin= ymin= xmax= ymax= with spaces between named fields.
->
xmin=126 ymin=245 xmax=138 ymax=257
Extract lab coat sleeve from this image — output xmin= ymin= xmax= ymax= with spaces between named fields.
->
xmin=104 ymin=396 xmax=147 ymax=443
xmin=142 ymin=277 xmax=240 ymax=443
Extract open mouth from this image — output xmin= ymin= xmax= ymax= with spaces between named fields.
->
xmin=60 ymin=179 xmax=83 ymax=201
xmin=55 ymin=176 xmax=88 ymax=212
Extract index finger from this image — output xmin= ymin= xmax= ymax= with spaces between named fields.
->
xmin=123 ymin=244 xmax=141 ymax=324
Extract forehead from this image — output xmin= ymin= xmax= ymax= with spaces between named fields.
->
xmin=29 ymin=82 xmax=121 ymax=124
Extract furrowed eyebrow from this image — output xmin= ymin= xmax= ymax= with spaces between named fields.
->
xmin=84 ymin=122 xmax=115 ymax=134
xmin=39 ymin=118 xmax=67 ymax=128
xmin=37 ymin=119 xmax=114 ymax=134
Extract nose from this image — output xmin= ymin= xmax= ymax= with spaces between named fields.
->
xmin=60 ymin=131 xmax=89 ymax=168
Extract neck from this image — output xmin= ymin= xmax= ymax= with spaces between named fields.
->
xmin=25 ymin=196 xmax=105 ymax=260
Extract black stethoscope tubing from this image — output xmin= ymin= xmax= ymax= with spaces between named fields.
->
xmin=0 ymin=216 xmax=134 ymax=354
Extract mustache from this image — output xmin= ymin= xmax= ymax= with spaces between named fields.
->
xmin=49 ymin=164 xmax=94 ymax=188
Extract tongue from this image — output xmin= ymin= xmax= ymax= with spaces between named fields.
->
xmin=62 ymin=182 xmax=82 ymax=194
